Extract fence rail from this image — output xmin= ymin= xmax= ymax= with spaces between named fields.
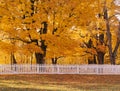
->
xmin=0 ymin=64 xmax=120 ymax=75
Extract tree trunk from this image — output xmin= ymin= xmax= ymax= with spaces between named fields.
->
xmin=111 ymin=22 xmax=120 ymax=65
xmin=87 ymin=39 xmax=97 ymax=64
xmin=93 ymin=55 xmax=97 ymax=64
xmin=35 ymin=53 xmax=45 ymax=64
xmin=52 ymin=58 xmax=58 ymax=64
xmin=35 ymin=21 xmax=47 ymax=64
xmin=97 ymin=52 xmax=105 ymax=64
xmin=10 ymin=52 xmax=17 ymax=64
xmin=88 ymin=55 xmax=97 ymax=64
xmin=97 ymin=34 xmax=105 ymax=64
xmin=104 ymin=4 xmax=115 ymax=64
xmin=111 ymin=55 xmax=115 ymax=65
xmin=36 ymin=39 xmax=47 ymax=64
xmin=10 ymin=52 xmax=17 ymax=71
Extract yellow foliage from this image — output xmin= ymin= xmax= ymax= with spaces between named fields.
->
xmin=22 ymin=43 xmax=43 ymax=54
xmin=0 ymin=0 xmax=119 ymax=64
xmin=96 ymin=45 xmax=106 ymax=53
xmin=0 ymin=41 xmax=18 ymax=54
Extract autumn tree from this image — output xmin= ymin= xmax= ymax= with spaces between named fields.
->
xmin=0 ymin=0 xmax=43 ymax=64
xmin=76 ymin=0 xmax=105 ymax=64
xmin=79 ymin=0 xmax=120 ymax=64
xmin=41 ymin=33 xmax=81 ymax=64
xmin=0 ymin=0 xmax=82 ymax=64
xmin=0 ymin=0 xmax=119 ymax=65
xmin=101 ymin=0 xmax=120 ymax=64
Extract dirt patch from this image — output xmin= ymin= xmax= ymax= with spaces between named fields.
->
xmin=0 ymin=74 xmax=120 ymax=84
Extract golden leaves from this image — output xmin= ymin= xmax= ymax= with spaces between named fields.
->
xmin=29 ymin=30 xmax=40 ymax=40
xmin=96 ymin=45 xmax=106 ymax=53
xmin=87 ymin=48 xmax=97 ymax=55
xmin=0 ymin=0 xmax=119 ymax=64
xmin=0 ymin=41 xmax=18 ymax=54
xmin=22 ymin=43 xmax=43 ymax=55
xmin=42 ymin=33 xmax=81 ymax=59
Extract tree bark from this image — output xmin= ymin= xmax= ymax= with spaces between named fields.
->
xmin=103 ymin=5 xmax=119 ymax=64
xmin=27 ymin=0 xmax=48 ymax=64
xmin=97 ymin=52 xmax=105 ymax=64
xmin=10 ymin=52 xmax=17 ymax=64
xmin=87 ymin=39 xmax=97 ymax=64
xmin=97 ymin=34 xmax=105 ymax=64
xmin=52 ymin=58 xmax=58 ymax=64
xmin=88 ymin=55 xmax=97 ymax=64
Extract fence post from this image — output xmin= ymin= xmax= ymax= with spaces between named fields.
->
xmin=97 ymin=65 xmax=99 ymax=75
xmin=57 ymin=65 xmax=59 ymax=74
xmin=77 ymin=65 xmax=79 ymax=74
xmin=36 ymin=64 xmax=39 ymax=74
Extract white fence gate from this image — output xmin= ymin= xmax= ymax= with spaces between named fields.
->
xmin=0 ymin=64 xmax=120 ymax=75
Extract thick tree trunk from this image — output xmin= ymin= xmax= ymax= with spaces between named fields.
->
xmin=35 ymin=40 xmax=47 ymax=64
xmin=28 ymin=0 xmax=47 ymax=64
xmin=52 ymin=58 xmax=58 ymax=64
xmin=36 ymin=22 xmax=47 ymax=64
xmin=31 ymin=39 xmax=47 ymax=64
xmin=97 ymin=52 xmax=105 ymax=64
xmin=35 ymin=53 xmax=45 ymax=64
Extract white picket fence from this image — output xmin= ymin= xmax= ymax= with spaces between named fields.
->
xmin=0 ymin=64 xmax=120 ymax=75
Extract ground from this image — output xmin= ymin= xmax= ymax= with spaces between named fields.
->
xmin=0 ymin=74 xmax=120 ymax=91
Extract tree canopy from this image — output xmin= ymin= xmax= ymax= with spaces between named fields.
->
xmin=0 ymin=0 xmax=119 ymax=64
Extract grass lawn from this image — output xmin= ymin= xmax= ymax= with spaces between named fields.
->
xmin=0 ymin=74 xmax=120 ymax=91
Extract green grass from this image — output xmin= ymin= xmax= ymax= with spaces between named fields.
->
xmin=0 ymin=75 xmax=120 ymax=91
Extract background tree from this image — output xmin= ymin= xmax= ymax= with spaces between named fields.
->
xmin=0 ymin=0 xmax=119 ymax=65
xmin=102 ymin=0 xmax=120 ymax=64
xmin=80 ymin=0 xmax=120 ymax=64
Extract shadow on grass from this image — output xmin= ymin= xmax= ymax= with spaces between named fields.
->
xmin=0 ymin=86 xmax=120 ymax=91
xmin=66 ymin=84 xmax=120 ymax=91
xmin=0 ymin=87 xmax=55 ymax=91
